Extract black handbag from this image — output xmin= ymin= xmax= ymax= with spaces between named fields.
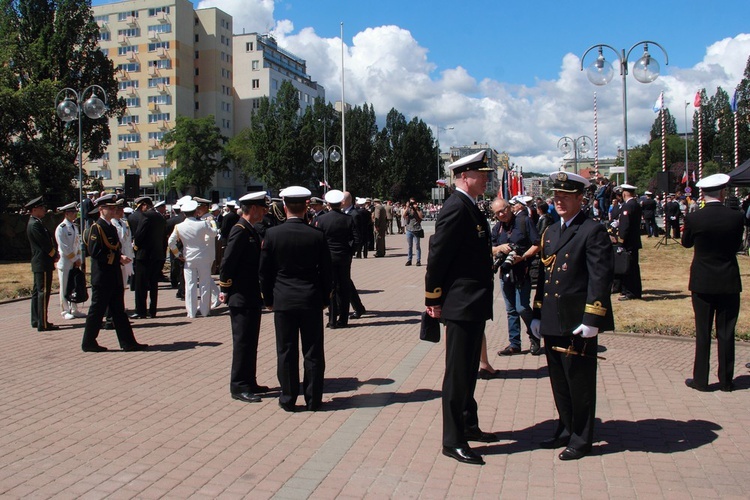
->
xmin=413 ymin=228 xmax=425 ymax=238
xmin=420 ymin=311 xmax=441 ymax=342
xmin=613 ymin=245 xmax=631 ymax=276
xmin=65 ymin=267 xmax=89 ymax=303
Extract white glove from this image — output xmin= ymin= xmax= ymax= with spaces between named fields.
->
xmin=530 ymin=319 xmax=541 ymax=339
xmin=572 ymin=324 xmax=599 ymax=338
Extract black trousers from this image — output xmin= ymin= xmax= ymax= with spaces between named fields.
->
xmin=442 ymin=319 xmax=484 ymax=448
xmin=691 ymin=292 xmax=739 ymax=388
xmin=620 ymin=249 xmax=642 ymax=299
xmin=170 ymin=256 xmax=185 ymax=297
xmin=229 ymin=306 xmax=262 ymax=394
xmin=543 ymin=334 xmax=597 ymax=452
xmin=31 ymin=270 xmax=52 ymax=330
xmin=668 ymin=218 xmax=680 ymax=238
xmin=329 ymin=258 xmax=352 ymax=325
xmin=274 ymin=309 xmax=325 ymax=407
xmin=82 ymin=281 xmax=138 ymax=349
xmin=134 ymin=259 xmax=162 ymax=316
xmin=349 ymin=278 xmax=364 ymax=314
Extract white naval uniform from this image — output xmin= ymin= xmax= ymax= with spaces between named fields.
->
xmin=168 ymin=217 xmax=217 ymax=318
xmin=55 ymin=219 xmax=83 ymax=317
xmin=201 ymin=213 xmax=221 ymax=308
xmin=112 ymin=217 xmax=134 ymax=288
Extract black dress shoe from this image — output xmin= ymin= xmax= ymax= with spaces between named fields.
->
xmin=129 ymin=313 xmax=145 ymax=319
xmin=464 ymin=429 xmax=499 ymax=443
xmin=250 ymin=385 xmax=270 ymax=394
xmin=559 ymin=446 xmax=589 ymax=460
xmin=334 ymin=322 xmax=348 ymax=328
xmin=477 ymin=369 xmax=502 ymax=380
xmin=350 ymin=311 xmax=362 ymax=319
xmin=529 ymin=337 xmax=542 ymax=355
xmin=232 ymin=392 xmax=261 ymax=403
xmin=327 ymin=322 xmax=337 ymax=329
xmin=38 ymin=324 xmax=60 ymax=331
xmin=540 ymin=436 xmax=569 ymax=449
xmin=82 ymin=344 xmax=108 ymax=353
xmin=122 ymin=342 xmax=149 ymax=352
xmin=720 ymin=382 xmax=735 ymax=392
xmin=279 ymin=401 xmax=297 ymax=412
xmin=442 ymin=446 xmax=484 ymax=465
xmin=498 ymin=345 xmax=521 ymax=356
xmin=306 ymin=401 xmax=322 ymax=411
xmin=103 ymin=321 xmax=115 ymax=330
xmin=685 ymin=378 xmax=710 ymax=392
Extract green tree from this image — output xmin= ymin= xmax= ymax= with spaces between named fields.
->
xmin=712 ymin=87 xmax=735 ymax=172
xmin=692 ymin=88 xmax=717 ymax=164
xmin=0 ymin=0 xmax=123 ymax=211
xmin=162 ymin=115 xmax=229 ymax=196
xmin=339 ymin=103 xmax=377 ymax=197
xmin=649 ymin=108 xmax=677 ymax=141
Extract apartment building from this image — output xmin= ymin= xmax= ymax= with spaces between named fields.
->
xmin=91 ymin=0 xmax=237 ymax=200
xmin=447 ymin=143 xmax=502 ymax=196
xmin=233 ymin=33 xmax=325 ymax=132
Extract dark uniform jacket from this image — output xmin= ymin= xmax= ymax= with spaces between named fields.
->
xmin=314 ymin=209 xmax=358 ymax=261
xmin=665 ymin=200 xmax=681 ymax=221
xmin=219 ymin=217 xmax=263 ymax=309
xmin=682 ymin=202 xmax=744 ymax=295
xmin=133 ymin=209 xmax=167 ymax=261
xmin=87 ymin=218 xmax=123 ymax=287
xmin=618 ymin=198 xmax=642 ymax=251
xmin=220 ymin=211 xmax=240 ymax=243
xmin=425 ymin=191 xmax=494 ymax=322
xmin=27 ymin=216 xmax=57 ymax=272
xmin=259 ymin=218 xmax=332 ymax=311
xmin=533 ymin=211 xmax=614 ymax=335
xmin=641 ymin=198 xmax=657 ymax=218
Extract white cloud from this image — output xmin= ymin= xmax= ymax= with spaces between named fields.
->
xmin=202 ymin=0 xmax=750 ymax=173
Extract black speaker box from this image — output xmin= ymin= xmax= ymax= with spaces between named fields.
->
xmin=656 ymin=172 xmax=673 ymax=193
xmin=124 ymin=174 xmax=140 ymax=199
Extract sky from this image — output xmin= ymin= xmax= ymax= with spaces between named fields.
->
xmin=97 ymin=0 xmax=750 ymax=173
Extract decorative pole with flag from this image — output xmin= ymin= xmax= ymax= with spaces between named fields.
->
xmin=695 ymin=90 xmax=704 ymax=194
xmin=654 ymin=91 xmax=666 ymax=174
xmin=732 ymin=88 xmax=740 ymax=197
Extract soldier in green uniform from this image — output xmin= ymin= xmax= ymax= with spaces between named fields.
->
xmin=25 ymin=196 xmax=59 ymax=331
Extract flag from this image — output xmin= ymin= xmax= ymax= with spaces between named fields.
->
xmin=681 ymin=171 xmax=688 ymax=185
xmin=731 ymin=89 xmax=739 ymax=113
xmin=436 ymin=179 xmax=447 ymax=187
xmin=691 ymin=170 xmax=696 ymax=183
xmin=694 ymin=91 xmax=702 ymax=108
xmin=653 ymin=92 xmax=663 ymax=113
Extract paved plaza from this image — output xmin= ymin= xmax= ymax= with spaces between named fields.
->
xmin=1 ymin=223 xmax=749 ymax=499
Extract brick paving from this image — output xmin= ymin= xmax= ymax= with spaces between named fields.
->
xmin=1 ymin=221 xmax=749 ymax=499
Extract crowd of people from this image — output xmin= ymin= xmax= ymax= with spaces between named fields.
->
xmin=22 ymin=166 xmax=745 ymax=465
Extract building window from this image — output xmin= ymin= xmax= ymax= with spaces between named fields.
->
xmin=117 ymin=133 xmax=141 ymax=143
xmin=195 ymin=101 xmax=199 ymax=110
xmin=99 ymin=32 xmax=111 ymax=41
xmin=148 ymin=24 xmax=171 ymax=33
xmin=118 ymin=151 xmax=140 ymax=160
xmin=118 ymin=80 xmax=139 ymax=90
xmin=117 ymin=11 xmax=138 ymax=21
xmin=117 ymin=28 xmax=140 ymax=37
xmin=246 ymin=42 xmax=253 ymax=51
xmin=117 ymin=63 xmax=140 ymax=72
xmin=148 ymin=41 xmax=170 ymax=51
xmin=151 ymin=59 xmax=171 ymax=69
xmin=252 ymin=99 xmax=260 ymax=109
xmin=148 ymin=132 xmax=165 ymax=140
xmin=272 ymin=79 xmax=278 ymax=90
xmin=148 ymin=7 xmax=170 ymax=16
xmin=252 ymin=60 xmax=259 ymax=71
xmin=118 ymin=45 xmax=138 ymax=56
xmin=195 ymin=67 xmax=199 ymax=76
xmin=91 ymin=170 xmax=112 ymax=180
xmin=252 ymin=79 xmax=259 ymax=89
xmin=148 ymin=113 xmax=170 ymax=123
xmin=148 ymin=77 xmax=170 ymax=87
xmin=148 ymin=95 xmax=171 ymax=105
xmin=194 ymin=34 xmax=199 ymax=42
xmin=195 ymin=85 xmax=199 ymax=93
xmin=195 ymin=50 xmax=199 ymax=59
xmin=124 ymin=97 xmax=140 ymax=107
xmin=148 ymin=150 xmax=166 ymax=160
xmin=117 ymin=115 xmax=139 ymax=125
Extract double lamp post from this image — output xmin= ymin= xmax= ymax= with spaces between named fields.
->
xmin=311 ymin=118 xmax=341 ymax=193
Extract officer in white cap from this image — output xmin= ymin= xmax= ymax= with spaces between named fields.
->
xmin=168 ymin=199 xmax=218 ymax=318
xmin=220 ymin=192 xmax=270 ymax=403
xmin=641 ymin=190 xmax=658 ymax=238
xmin=683 ymin=173 xmax=743 ymax=392
xmin=314 ymin=189 xmax=359 ymax=328
xmin=25 ymin=196 xmax=59 ymax=331
xmin=615 ymin=183 xmax=642 ymax=300
xmin=530 ymin=171 xmax=614 ymax=460
xmin=55 ymin=202 xmax=85 ymax=320
xmin=259 ymin=186 xmax=332 ymax=412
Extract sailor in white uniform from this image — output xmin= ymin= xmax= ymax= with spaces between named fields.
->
xmin=55 ymin=202 xmax=85 ymax=319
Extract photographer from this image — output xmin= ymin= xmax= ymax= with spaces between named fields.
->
xmin=403 ymin=198 xmax=424 ymax=266
xmin=491 ymin=197 xmax=541 ymax=356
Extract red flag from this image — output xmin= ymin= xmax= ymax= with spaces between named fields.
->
xmin=694 ymin=91 xmax=702 ymax=107
xmin=681 ymin=171 xmax=688 ymax=185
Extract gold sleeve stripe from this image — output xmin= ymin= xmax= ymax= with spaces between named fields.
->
xmin=425 ymin=287 xmax=442 ymax=299
xmin=67 ymin=252 xmax=76 ymax=259
xmin=219 ymin=280 xmax=232 ymax=287
xmin=533 ymin=301 xmax=543 ymax=309
xmin=48 ymin=249 xmax=55 ymax=257
xmin=584 ymin=301 xmax=607 ymax=317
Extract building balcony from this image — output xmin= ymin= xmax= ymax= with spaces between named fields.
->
xmin=156 ymin=11 xmax=168 ymax=22
xmin=159 ymin=120 xmax=169 ymax=130
xmin=156 ymin=47 xmax=167 ymax=58
xmin=118 ymin=34 xmax=128 ymax=45
xmin=126 ymin=15 xmax=137 ymax=27
xmin=119 ymin=141 xmax=129 ymax=150
xmin=148 ymin=66 xmax=159 ymax=76
xmin=148 ymin=102 xmax=159 ymax=112
xmin=157 ymin=83 xmax=168 ymax=94
xmin=148 ymin=30 xmax=159 ymax=41
xmin=149 ymin=139 xmax=160 ymax=148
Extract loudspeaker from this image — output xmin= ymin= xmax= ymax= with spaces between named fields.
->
xmin=211 ymin=190 xmax=219 ymax=203
xmin=124 ymin=174 xmax=140 ymax=199
xmin=656 ymin=172 xmax=673 ymax=193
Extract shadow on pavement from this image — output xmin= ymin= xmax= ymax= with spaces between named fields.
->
xmin=640 ymin=289 xmax=691 ymax=301
xmin=479 ymin=417 xmax=721 ymax=456
xmin=324 ymin=377 xmax=395 ymax=393
xmin=327 ymin=388 xmax=441 ymax=410
xmin=146 ymin=341 xmax=222 ymax=351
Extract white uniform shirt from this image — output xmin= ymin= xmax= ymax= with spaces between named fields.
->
xmin=55 ymin=219 xmax=81 ymax=270
xmin=168 ymin=217 xmax=217 ymax=265
xmin=112 ymin=218 xmax=135 ymax=259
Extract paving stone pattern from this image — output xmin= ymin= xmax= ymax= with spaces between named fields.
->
xmin=1 ymin=222 xmax=749 ymax=499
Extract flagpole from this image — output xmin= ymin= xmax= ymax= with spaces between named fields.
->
xmin=593 ymin=92 xmax=599 ymax=177
xmin=340 ymin=22 xmax=346 ymax=192
xmin=696 ymin=90 xmax=704 ymax=197
xmin=733 ymin=89 xmax=740 ymax=198
xmin=684 ymin=101 xmax=689 ymax=195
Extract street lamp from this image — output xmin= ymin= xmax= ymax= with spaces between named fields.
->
xmin=557 ymin=135 xmax=592 ymax=173
xmin=55 ymin=85 xmax=108 ymax=264
xmin=436 ymin=126 xmax=454 ymax=179
xmin=580 ymin=41 xmax=668 ymax=183
xmin=311 ymin=145 xmax=341 ymax=192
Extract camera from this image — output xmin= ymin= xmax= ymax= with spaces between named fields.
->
xmin=493 ymin=243 xmax=519 ymax=275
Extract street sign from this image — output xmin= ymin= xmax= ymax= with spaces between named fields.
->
xmin=685 ymin=187 xmax=692 ymax=194
xmin=609 ymin=166 xmax=625 ymax=174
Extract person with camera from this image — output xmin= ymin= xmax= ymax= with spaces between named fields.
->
xmin=491 ymin=197 xmax=541 ymax=356
xmin=403 ymin=198 xmax=424 ymax=266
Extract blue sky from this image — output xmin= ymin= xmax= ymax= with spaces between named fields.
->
xmin=95 ymin=0 xmax=750 ymax=173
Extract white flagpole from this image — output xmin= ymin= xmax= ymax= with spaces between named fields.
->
xmin=340 ymin=22 xmax=346 ymax=192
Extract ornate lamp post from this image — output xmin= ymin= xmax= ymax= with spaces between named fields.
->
xmin=557 ymin=135 xmax=592 ymax=173
xmin=311 ymin=145 xmax=341 ymax=193
xmin=55 ymin=85 xmax=108 ymax=263
xmin=580 ymin=41 xmax=668 ymax=183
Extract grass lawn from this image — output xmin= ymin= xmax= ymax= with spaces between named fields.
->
xmin=3 ymin=241 xmax=750 ymax=338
